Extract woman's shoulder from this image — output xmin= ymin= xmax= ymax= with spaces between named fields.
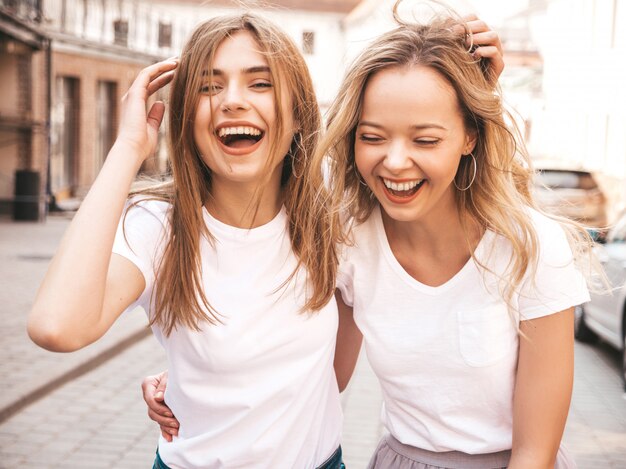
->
xmin=525 ymin=206 xmax=569 ymax=240
xmin=123 ymin=197 xmax=172 ymax=232
xmin=127 ymin=196 xmax=171 ymax=216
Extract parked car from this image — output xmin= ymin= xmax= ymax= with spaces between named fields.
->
xmin=533 ymin=168 xmax=607 ymax=229
xmin=575 ymin=211 xmax=626 ymax=389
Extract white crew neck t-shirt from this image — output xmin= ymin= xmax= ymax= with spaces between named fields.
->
xmin=113 ymin=200 xmax=341 ymax=469
xmin=337 ymin=206 xmax=589 ymax=455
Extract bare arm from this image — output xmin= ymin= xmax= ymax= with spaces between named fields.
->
xmin=509 ymin=308 xmax=575 ymax=469
xmin=333 ymin=290 xmax=363 ymax=392
xmin=27 ymin=60 xmax=177 ymax=352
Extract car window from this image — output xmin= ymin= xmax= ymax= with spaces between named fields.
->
xmin=535 ymin=171 xmax=598 ymax=190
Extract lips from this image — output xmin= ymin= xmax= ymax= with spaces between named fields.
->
xmin=215 ymin=123 xmax=265 ymax=155
xmin=380 ymin=177 xmax=425 ymax=204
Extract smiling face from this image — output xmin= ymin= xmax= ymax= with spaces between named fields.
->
xmin=354 ymin=65 xmax=476 ymax=225
xmin=193 ymin=31 xmax=296 ymax=195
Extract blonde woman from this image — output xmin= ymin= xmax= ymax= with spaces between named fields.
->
xmin=325 ymin=4 xmax=591 ymax=469
xmin=27 ymin=14 xmax=343 ymax=469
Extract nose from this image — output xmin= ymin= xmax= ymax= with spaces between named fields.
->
xmin=383 ymin=140 xmax=414 ymax=173
xmin=220 ymin=83 xmax=250 ymax=113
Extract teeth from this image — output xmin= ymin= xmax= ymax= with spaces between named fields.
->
xmin=382 ymin=178 xmax=423 ymax=191
xmin=218 ymin=126 xmax=261 ymax=137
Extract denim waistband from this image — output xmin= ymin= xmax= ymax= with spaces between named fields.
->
xmin=152 ymin=448 xmax=169 ymax=469
xmin=317 ymin=446 xmax=345 ymax=469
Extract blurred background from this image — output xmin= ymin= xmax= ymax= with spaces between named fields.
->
xmin=1 ymin=0 xmax=625 ymax=220
xmin=1 ymin=0 xmax=625 ymax=468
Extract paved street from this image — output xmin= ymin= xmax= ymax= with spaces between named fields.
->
xmin=1 ymin=216 xmax=625 ymax=468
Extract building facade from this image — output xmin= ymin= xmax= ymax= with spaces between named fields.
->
xmin=0 ymin=1 xmax=49 ymax=217
xmin=1 ymin=0 xmax=360 ymax=218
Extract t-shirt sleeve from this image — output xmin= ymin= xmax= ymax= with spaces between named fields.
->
xmin=112 ymin=199 xmax=169 ymax=313
xmin=518 ymin=212 xmax=590 ymax=321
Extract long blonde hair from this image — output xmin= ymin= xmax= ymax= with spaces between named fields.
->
xmin=130 ymin=13 xmax=336 ymax=335
xmin=320 ymin=3 xmax=594 ymax=307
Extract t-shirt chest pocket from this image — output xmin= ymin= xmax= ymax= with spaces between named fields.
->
xmin=457 ymin=304 xmax=517 ymax=367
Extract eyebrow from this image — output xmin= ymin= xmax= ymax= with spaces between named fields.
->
xmin=358 ymin=121 xmax=447 ymax=131
xmin=203 ymin=66 xmax=271 ymax=76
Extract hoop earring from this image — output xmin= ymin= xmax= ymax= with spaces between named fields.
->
xmin=353 ymin=163 xmax=368 ymax=187
xmin=288 ymin=133 xmax=302 ymax=179
xmin=465 ymin=30 xmax=474 ymax=54
xmin=454 ymin=153 xmax=476 ymax=192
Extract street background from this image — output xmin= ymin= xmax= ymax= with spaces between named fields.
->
xmin=2 ymin=0 xmax=626 ymax=467
xmin=0 ymin=216 xmax=625 ymax=468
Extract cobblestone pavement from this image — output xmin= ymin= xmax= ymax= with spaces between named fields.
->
xmin=1 ymin=216 xmax=625 ymax=468
xmin=0 ymin=215 xmax=149 ymax=421
xmin=0 ymin=336 xmax=625 ymax=468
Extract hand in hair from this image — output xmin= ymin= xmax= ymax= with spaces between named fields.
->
xmin=457 ymin=15 xmax=504 ymax=85
xmin=118 ymin=59 xmax=178 ymax=162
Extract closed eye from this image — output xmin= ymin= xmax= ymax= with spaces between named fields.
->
xmin=415 ymin=139 xmax=440 ymax=146
xmin=358 ymin=134 xmax=384 ymax=143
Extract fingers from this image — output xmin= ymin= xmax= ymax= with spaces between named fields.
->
xmin=161 ymin=423 xmax=178 ymax=440
xmin=125 ymin=60 xmax=178 ymax=101
xmin=473 ymin=45 xmax=504 ymax=83
xmin=148 ymin=408 xmax=180 ymax=435
xmin=146 ymin=69 xmax=176 ymax=96
xmin=465 ymin=18 xmax=490 ymax=35
xmin=161 ymin=428 xmax=173 ymax=443
xmin=453 ymin=16 xmax=505 ymax=84
xmin=471 ymin=30 xmax=502 ymax=49
xmin=147 ymin=101 xmax=166 ymax=133
xmin=142 ymin=373 xmax=173 ymax=418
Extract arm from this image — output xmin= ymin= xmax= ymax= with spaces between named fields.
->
xmin=333 ymin=290 xmax=363 ymax=392
xmin=27 ymin=60 xmax=178 ymax=352
xmin=508 ymin=308 xmax=575 ymax=469
xmin=142 ymin=370 xmax=180 ymax=442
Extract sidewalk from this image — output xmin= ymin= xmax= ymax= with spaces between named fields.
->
xmin=0 ymin=214 xmax=150 ymax=422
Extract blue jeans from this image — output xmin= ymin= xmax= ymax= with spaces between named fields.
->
xmin=318 ymin=446 xmax=345 ymax=469
xmin=152 ymin=446 xmax=345 ymax=469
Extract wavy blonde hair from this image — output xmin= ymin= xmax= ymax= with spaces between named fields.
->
xmin=130 ymin=13 xmax=336 ymax=335
xmin=319 ymin=2 xmax=595 ymax=309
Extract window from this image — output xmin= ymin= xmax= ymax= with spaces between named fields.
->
xmin=96 ymin=81 xmax=117 ymax=169
xmin=51 ymin=76 xmax=79 ymax=194
xmin=302 ymin=31 xmax=315 ymax=55
xmin=114 ymin=19 xmax=129 ymax=47
xmin=158 ymin=22 xmax=172 ymax=49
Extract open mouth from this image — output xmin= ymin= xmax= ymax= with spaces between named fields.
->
xmin=382 ymin=178 xmax=425 ymax=198
xmin=216 ymin=126 xmax=264 ymax=149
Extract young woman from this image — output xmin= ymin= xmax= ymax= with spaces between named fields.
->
xmin=27 ymin=14 xmax=344 ymax=469
xmin=324 ymin=4 xmax=592 ymax=469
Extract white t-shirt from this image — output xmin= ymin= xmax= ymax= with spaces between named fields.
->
xmin=337 ymin=206 xmax=589 ymax=455
xmin=113 ymin=200 xmax=342 ymax=469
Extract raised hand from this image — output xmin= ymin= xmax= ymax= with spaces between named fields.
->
xmin=117 ymin=59 xmax=178 ymax=163
xmin=456 ymin=15 xmax=505 ymax=85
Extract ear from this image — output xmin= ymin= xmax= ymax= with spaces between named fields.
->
xmin=463 ymin=128 xmax=478 ymax=155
